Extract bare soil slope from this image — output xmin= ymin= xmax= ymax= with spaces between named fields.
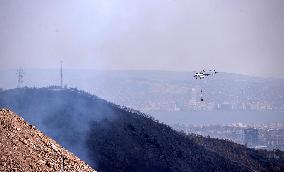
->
xmin=0 ymin=109 xmax=95 ymax=172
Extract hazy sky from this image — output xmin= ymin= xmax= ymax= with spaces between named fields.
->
xmin=0 ymin=0 xmax=284 ymax=77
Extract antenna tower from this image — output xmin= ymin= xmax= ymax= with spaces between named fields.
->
xmin=16 ymin=67 xmax=24 ymax=88
xmin=60 ymin=60 xmax=63 ymax=88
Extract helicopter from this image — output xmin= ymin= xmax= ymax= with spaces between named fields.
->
xmin=194 ymin=70 xmax=218 ymax=79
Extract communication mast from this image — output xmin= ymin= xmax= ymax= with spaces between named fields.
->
xmin=60 ymin=60 xmax=63 ymax=88
xmin=16 ymin=67 xmax=24 ymax=88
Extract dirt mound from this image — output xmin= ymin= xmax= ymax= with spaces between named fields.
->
xmin=0 ymin=109 xmax=96 ymax=172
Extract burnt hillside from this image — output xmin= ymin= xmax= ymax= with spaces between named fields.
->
xmin=0 ymin=87 xmax=283 ymax=172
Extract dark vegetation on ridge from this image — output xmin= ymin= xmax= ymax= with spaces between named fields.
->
xmin=0 ymin=87 xmax=283 ymax=172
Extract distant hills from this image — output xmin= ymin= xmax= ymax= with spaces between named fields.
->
xmin=0 ymin=108 xmax=95 ymax=171
xmin=0 ymin=87 xmax=283 ymax=171
xmin=1 ymin=69 xmax=284 ymax=113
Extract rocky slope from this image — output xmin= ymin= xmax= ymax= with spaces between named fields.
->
xmin=0 ymin=109 xmax=95 ymax=172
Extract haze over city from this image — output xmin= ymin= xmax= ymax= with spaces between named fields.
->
xmin=1 ymin=0 xmax=284 ymax=78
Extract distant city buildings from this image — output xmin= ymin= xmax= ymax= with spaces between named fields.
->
xmin=244 ymin=128 xmax=258 ymax=147
xmin=127 ymin=99 xmax=278 ymax=113
xmin=172 ymin=123 xmax=284 ymax=151
xmin=105 ymin=85 xmax=281 ymax=113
